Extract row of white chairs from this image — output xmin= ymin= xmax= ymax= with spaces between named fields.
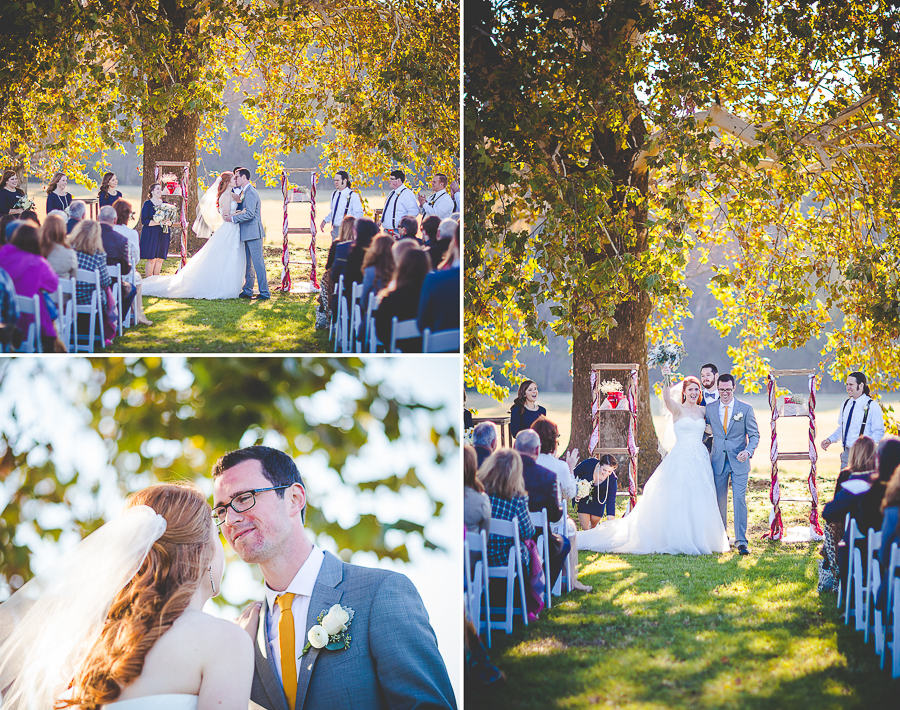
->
xmin=464 ymin=508 xmax=575 ymax=647
xmin=839 ymin=516 xmax=900 ymax=676
xmin=329 ymin=275 xmax=459 ymax=353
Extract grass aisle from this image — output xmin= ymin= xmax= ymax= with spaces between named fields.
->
xmin=468 ymin=472 xmax=897 ymax=708
xmin=110 ymin=248 xmax=330 ymax=353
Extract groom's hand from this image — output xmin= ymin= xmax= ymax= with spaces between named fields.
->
xmin=737 ymin=451 xmax=750 ymax=463
xmin=236 ymin=601 xmax=262 ymax=639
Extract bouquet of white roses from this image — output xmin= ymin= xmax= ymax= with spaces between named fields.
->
xmin=648 ymin=342 xmax=686 ymax=386
xmin=153 ymin=203 xmax=178 ymax=233
xmin=13 ymin=195 xmax=34 ymax=211
xmin=575 ymin=478 xmax=593 ymax=502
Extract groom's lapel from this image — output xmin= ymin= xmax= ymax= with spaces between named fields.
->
xmin=295 ymin=552 xmax=344 ymax=710
xmin=257 ymin=603 xmax=291 ymax=710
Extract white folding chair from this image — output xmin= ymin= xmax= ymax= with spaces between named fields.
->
xmin=550 ymin=517 xmax=574 ymax=595
xmin=107 ymin=263 xmax=124 ymax=337
xmin=838 ymin=514 xmax=850 ymax=611
xmin=54 ymin=276 xmax=77 ymax=349
xmin=852 ymin=528 xmax=882 ymax=633
xmin=487 ymin=516 xmax=529 ymax=635
xmin=13 ymin=294 xmax=41 ymax=353
xmin=877 ymin=542 xmax=900 ymax=666
xmin=75 ymin=267 xmax=104 ymax=352
xmin=865 ymin=528 xmax=884 ymax=641
xmin=389 ymin=317 xmax=420 ymax=353
xmin=364 ymin=295 xmax=380 ymax=352
xmin=328 ymin=274 xmax=342 ymax=344
xmin=529 ymin=508 xmax=552 ymax=609
xmin=422 ymin=327 xmax=460 ymax=353
xmin=892 ymin=577 xmax=900 ymax=678
xmin=844 ymin=517 xmax=864 ymax=625
xmin=349 ymin=281 xmax=363 ymax=352
xmin=467 ymin=529 xmax=491 ymax=648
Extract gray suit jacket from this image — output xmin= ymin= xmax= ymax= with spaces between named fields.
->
xmin=705 ymin=398 xmax=760 ymax=476
xmin=250 ymin=551 xmax=456 ymax=710
xmin=233 ymin=185 xmax=265 ymax=242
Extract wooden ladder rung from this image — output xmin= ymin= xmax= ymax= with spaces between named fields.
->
xmin=591 ymin=363 xmax=639 ymax=371
xmin=776 ymin=452 xmax=812 ymax=461
xmin=287 ymin=259 xmax=314 ymax=266
xmin=770 ymin=369 xmax=815 ymax=376
xmin=592 ymin=447 xmax=639 ymax=455
xmin=779 ymin=497 xmax=813 ymax=503
xmin=286 ymin=228 xmax=311 ymax=235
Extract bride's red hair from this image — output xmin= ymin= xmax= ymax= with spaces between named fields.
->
xmin=60 ymin=483 xmax=214 ymax=710
xmin=216 ymin=172 xmax=234 ymax=208
xmin=681 ymin=375 xmax=702 ymax=403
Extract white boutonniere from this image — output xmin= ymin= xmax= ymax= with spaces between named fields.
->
xmin=732 ymin=412 xmax=744 ymax=422
xmin=302 ymin=604 xmax=355 ymax=655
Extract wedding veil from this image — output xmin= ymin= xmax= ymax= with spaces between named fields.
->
xmin=192 ymin=176 xmax=225 ymax=240
xmin=0 ymin=506 xmax=167 ymax=710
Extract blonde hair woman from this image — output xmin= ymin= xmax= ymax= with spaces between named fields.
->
xmin=478 ymin=448 xmax=535 ymax=577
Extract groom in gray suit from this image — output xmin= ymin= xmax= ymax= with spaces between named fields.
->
xmin=705 ymin=373 xmax=760 ymax=555
xmin=226 ymin=168 xmax=271 ymax=300
xmin=212 ymin=446 xmax=456 ymax=710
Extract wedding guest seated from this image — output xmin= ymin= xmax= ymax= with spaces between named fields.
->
xmin=325 ymin=215 xmax=356 ymax=315
xmin=417 ymin=228 xmax=459 ymax=339
xmin=45 ymin=172 xmax=73 ymax=214
xmin=0 ymin=170 xmax=25 ymax=217
xmin=97 ymin=172 xmax=123 ymax=208
xmin=465 ymin=445 xmax=491 ymax=537
xmin=361 ymin=234 xmax=394 ymax=313
xmin=391 ymin=236 xmax=417 ymax=270
xmin=875 ymin=464 xmax=900 ymax=611
xmin=430 ymin=216 xmax=456 ymax=270
xmin=824 ymin=435 xmax=900 ymax=584
xmin=98 ymin=205 xmax=135 ymax=317
xmin=67 ymin=200 xmax=87 ymax=233
xmin=531 ymin=415 xmax=591 ymax=592
xmin=820 ymin=436 xmax=876 ymax=590
xmin=514 ymin=429 xmax=570 ymax=588
xmin=421 ymin=215 xmax=445 ymax=266
xmin=397 ymin=216 xmax=421 ymax=243
xmin=113 ymin=198 xmax=152 ymax=326
xmin=0 ymin=223 xmax=61 ymax=352
xmin=342 ymin=217 xmax=378 ymax=307
xmin=40 ymin=213 xmax=78 ymax=280
xmin=437 ymin=223 xmax=459 ymax=270
xmin=574 ymin=455 xmax=618 ymax=528
xmin=478 ymin=448 xmax=538 ymax=609
xmin=473 ymin=421 xmax=499 ymax=469
xmin=373 ymin=248 xmax=431 ymax=352
xmin=509 ymin=380 xmax=547 ymax=438
xmin=71 ymin=219 xmax=112 ymax=333
xmin=0 ymin=214 xmax=18 ymax=245
xmin=0 ymin=265 xmax=23 ymax=350
xmin=20 ymin=210 xmax=40 ymax=226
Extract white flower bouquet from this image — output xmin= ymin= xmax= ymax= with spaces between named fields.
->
xmin=648 ymin=342 xmax=686 ymax=386
xmin=153 ymin=203 xmax=178 ymax=233
xmin=575 ymin=478 xmax=593 ymax=502
xmin=13 ymin=195 xmax=34 ymax=211
xmin=463 ymin=427 xmax=474 ymax=445
xmin=599 ymin=379 xmax=623 ymax=395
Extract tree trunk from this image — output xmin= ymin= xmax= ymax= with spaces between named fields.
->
xmin=141 ymin=112 xmax=202 ymax=255
xmin=568 ymin=293 xmax=662 ymax=487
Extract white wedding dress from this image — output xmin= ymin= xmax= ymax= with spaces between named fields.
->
xmin=577 ymin=417 xmax=730 ymax=555
xmin=141 ymin=201 xmax=245 ymax=299
xmin=104 ymin=694 xmax=198 ymax=709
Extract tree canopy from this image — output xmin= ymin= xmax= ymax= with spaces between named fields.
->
xmin=0 ymin=357 xmax=458 ymax=600
xmin=466 ymin=0 xmax=900 ymax=464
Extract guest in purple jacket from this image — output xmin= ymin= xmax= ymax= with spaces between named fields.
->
xmin=0 ymin=223 xmax=59 ymax=351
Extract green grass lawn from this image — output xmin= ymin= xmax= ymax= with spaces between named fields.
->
xmin=467 ymin=468 xmax=898 ymax=708
xmin=107 ymin=247 xmax=330 ymax=353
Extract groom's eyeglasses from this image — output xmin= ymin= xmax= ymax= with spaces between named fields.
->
xmin=212 ymin=485 xmax=292 ymax=525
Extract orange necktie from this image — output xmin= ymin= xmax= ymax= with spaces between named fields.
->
xmin=723 ymin=405 xmax=730 ymax=434
xmin=277 ymin=593 xmax=298 ymax=709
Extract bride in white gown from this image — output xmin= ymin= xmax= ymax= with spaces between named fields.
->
xmin=578 ymin=371 xmax=730 ymax=555
xmin=142 ymin=172 xmax=246 ymax=300
xmin=0 ymin=483 xmax=253 ymax=710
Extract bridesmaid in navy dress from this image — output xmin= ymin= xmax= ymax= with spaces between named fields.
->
xmin=97 ymin=172 xmax=123 ymax=208
xmin=508 ymin=380 xmax=547 ymax=439
xmin=139 ymin=183 xmax=169 ymax=277
xmin=0 ymin=170 xmax=25 ymax=217
xmin=46 ymin=172 xmax=73 ymax=213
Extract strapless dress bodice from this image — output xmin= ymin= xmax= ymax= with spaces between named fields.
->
xmin=104 ymin=694 xmax=198 ymax=709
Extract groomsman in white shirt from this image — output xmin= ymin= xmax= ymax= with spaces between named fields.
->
xmin=450 ymin=180 xmax=461 ymax=214
xmin=699 ymin=363 xmax=719 ymax=452
xmin=320 ymin=170 xmax=364 ymax=239
xmin=379 ymin=170 xmax=419 ymax=235
xmin=418 ymin=173 xmax=454 ymax=220
xmin=821 ymin=371 xmax=885 ymax=469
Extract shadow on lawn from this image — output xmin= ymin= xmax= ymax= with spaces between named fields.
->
xmin=466 ymin=546 xmax=897 ymax=709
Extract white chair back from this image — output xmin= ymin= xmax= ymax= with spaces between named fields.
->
xmin=364 ymin=294 xmax=379 ymax=352
xmin=422 ymin=328 xmax=459 ymax=353
xmin=54 ymin=276 xmax=77 ymax=350
xmin=844 ymin=517 xmax=863 ymax=624
xmin=75 ymin=267 xmax=104 ymax=352
xmin=328 ymin=274 xmax=342 ymax=344
xmin=107 ymin=263 xmax=124 ymax=337
xmin=389 ymin=317 xmax=420 ymax=353
xmin=467 ymin=529 xmax=491 ymax=648
xmin=487 ymin=516 xmax=529 ymax=634
xmin=13 ymin=294 xmax=41 ymax=353
xmin=528 ymin=508 xmax=552 ymax=609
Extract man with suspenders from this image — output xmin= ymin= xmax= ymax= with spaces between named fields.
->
xmin=821 ymin=371 xmax=885 ymax=469
xmin=417 ymin=173 xmax=455 ymax=220
xmin=320 ymin=170 xmax=364 ymax=239
xmin=379 ymin=170 xmax=419 ymax=236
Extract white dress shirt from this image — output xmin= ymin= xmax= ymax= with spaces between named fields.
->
xmin=328 ymin=187 xmax=364 ymax=234
xmin=264 ymin=545 xmax=326 ymax=683
xmin=827 ymin=394 xmax=885 ymax=449
xmin=421 ymin=189 xmax=454 ymax=220
xmin=452 ymin=191 xmax=461 ymax=214
xmin=703 ymin=388 xmax=718 ymax=405
xmin=719 ymin=399 xmax=733 ymax=430
xmin=381 ymin=185 xmax=419 ymax=231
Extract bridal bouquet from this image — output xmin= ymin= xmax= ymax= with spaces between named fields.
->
xmin=575 ymin=479 xmax=593 ymax=502
xmin=13 ymin=195 xmax=34 ymax=211
xmin=153 ymin=203 xmax=178 ymax=233
xmin=648 ymin=342 xmax=686 ymax=386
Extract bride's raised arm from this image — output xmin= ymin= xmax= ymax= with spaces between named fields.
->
xmin=660 ymin=365 xmax=683 ymax=417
